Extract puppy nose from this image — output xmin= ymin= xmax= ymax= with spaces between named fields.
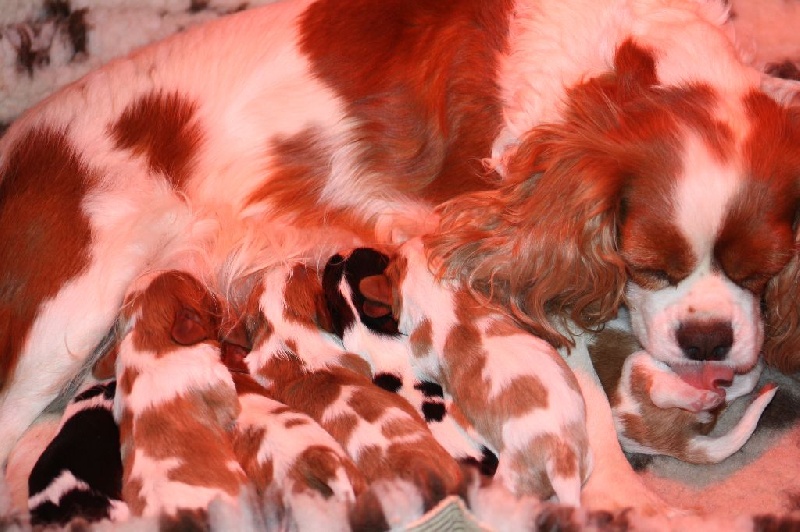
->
xmin=675 ymin=321 xmax=733 ymax=361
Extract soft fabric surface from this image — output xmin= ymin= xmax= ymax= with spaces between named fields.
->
xmin=1 ymin=0 xmax=800 ymax=529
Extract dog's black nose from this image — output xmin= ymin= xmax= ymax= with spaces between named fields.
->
xmin=675 ymin=320 xmax=733 ymax=361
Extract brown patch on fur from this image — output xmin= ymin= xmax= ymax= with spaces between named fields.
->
xmin=231 ymin=425 xmax=273 ymax=491
xmin=588 ymin=328 xmax=641 ymax=404
xmin=381 ymin=418 xmax=422 ymax=439
xmin=92 ymin=345 xmax=119 ymax=380
xmin=0 ymin=128 xmax=93 ymax=388
xmin=349 ymin=487 xmax=390 ymax=531
xmin=246 ymin=128 xmax=375 ymax=242
xmin=122 ymin=474 xmax=147 ymax=516
xmin=123 ymin=272 xmax=219 ymax=357
xmin=299 ymin=0 xmax=512 ymax=203
xmin=131 ymin=393 xmax=245 ymax=495
xmin=282 ymin=264 xmax=332 ymax=331
xmin=285 ymin=418 xmax=309 ymax=429
xmin=336 ymin=353 xmax=373 ymax=378
xmin=118 ymin=366 xmax=141 ymax=397
xmin=255 ymin=352 xmax=307 ymax=394
xmin=274 ymin=368 xmax=345 ymax=421
xmin=322 ymin=412 xmax=360 ymax=449
xmin=286 ymin=446 xmax=344 ymax=497
xmin=507 ymin=432 xmax=581 ymax=497
xmin=347 ymin=383 xmax=421 ymax=423
xmin=410 ymin=319 xmax=434 ymax=358
xmin=620 ymin=364 xmax=713 ymax=462
xmin=231 ymin=372 xmax=268 ymax=397
xmin=110 ymin=91 xmax=204 ymax=190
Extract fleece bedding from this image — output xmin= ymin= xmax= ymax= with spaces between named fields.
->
xmin=1 ymin=0 xmax=799 ymax=530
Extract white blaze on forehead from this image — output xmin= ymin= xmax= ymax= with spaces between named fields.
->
xmin=674 ymin=132 xmax=742 ymax=262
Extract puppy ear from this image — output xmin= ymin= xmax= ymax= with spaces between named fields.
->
xmin=359 ymin=275 xmax=393 ymax=318
xmin=172 ymin=307 xmax=210 ymax=345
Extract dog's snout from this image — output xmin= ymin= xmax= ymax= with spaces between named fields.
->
xmin=676 ymin=321 xmax=733 ymax=361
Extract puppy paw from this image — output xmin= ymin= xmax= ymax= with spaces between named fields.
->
xmin=688 ymin=389 xmax=725 ymax=412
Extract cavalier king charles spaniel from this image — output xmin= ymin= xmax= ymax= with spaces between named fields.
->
xmin=1 ymin=0 xmax=799 ymax=516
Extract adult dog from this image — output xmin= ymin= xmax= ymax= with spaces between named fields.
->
xmin=2 ymin=0 xmax=799 ymax=512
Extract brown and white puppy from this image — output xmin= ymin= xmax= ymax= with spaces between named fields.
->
xmin=590 ymin=325 xmax=777 ymax=464
xmin=322 ymin=248 xmax=499 ymax=477
xmin=379 ymin=239 xmax=591 ymax=506
xmin=237 ymin=263 xmax=465 ymax=526
xmin=4 ymin=0 xmax=800 ymax=515
xmin=116 ymin=269 xmax=365 ymax=525
xmin=114 ymin=270 xmax=248 ymax=517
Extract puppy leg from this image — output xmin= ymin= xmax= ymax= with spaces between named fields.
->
xmin=684 ymin=383 xmax=777 ymax=463
xmin=115 ymin=271 xmax=247 ymax=517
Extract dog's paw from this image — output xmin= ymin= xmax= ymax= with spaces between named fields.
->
xmin=687 ymin=389 xmax=725 ymax=412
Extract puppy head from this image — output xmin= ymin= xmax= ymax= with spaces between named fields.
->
xmin=121 ymin=271 xmax=221 ymax=356
xmin=429 ymin=39 xmax=800 ymax=374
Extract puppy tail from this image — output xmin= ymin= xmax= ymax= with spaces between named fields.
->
xmin=686 ymin=384 xmax=777 ymax=463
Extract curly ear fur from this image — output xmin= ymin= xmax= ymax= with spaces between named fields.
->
xmin=427 ymin=40 xmax=663 ymax=348
xmin=763 ymin=230 xmax=800 ymax=374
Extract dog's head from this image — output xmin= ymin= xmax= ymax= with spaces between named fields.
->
xmin=429 ymin=39 xmax=800 ymax=376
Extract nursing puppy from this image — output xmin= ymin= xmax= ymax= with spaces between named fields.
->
xmin=238 ymin=263 xmax=465 ymax=522
xmin=117 ymin=269 xmax=364 ymax=525
xmin=4 ymin=0 xmax=800 ymax=514
xmin=114 ymin=270 xmax=249 ymax=517
xmin=321 ymin=248 xmax=499 ymax=477
xmin=349 ymin=239 xmax=591 ymax=505
xmin=27 ymin=380 xmax=127 ymax=526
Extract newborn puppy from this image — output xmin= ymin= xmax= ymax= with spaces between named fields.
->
xmin=114 ymin=270 xmax=248 ymax=517
xmin=27 ymin=380 xmax=128 ymax=526
xmin=367 ymin=239 xmax=591 ymax=506
xmin=238 ymin=263 xmax=464 ymax=525
xmin=589 ymin=326 xmax=777 ymax=464
xmin=322 ymin=248 xmax=499 ymax=477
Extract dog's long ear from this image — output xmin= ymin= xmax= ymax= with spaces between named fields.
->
xmin=426 ymin=40 xmax=660 ymax=349
xmin=759 ymin=96 xmax=800 ymax=375
xmin=763 ymin=235 xmax=800 ymax=374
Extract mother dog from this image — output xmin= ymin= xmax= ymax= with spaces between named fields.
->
xmin=2 ymin=0 xmax=799 ymax=512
